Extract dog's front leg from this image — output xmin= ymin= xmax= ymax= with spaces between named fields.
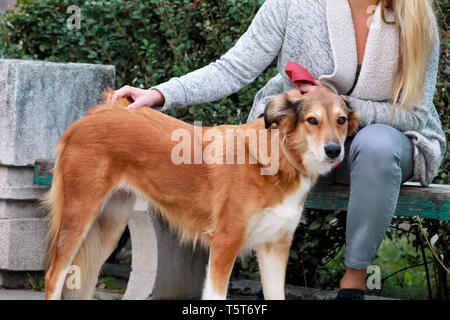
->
xmin=202 ymin=222 xmax=246 ymax=300
xmin=255 ymin=237 xmax=292 ymax=300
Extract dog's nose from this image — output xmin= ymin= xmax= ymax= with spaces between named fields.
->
xmin=324 ymin=143 xmax=341 ymax=159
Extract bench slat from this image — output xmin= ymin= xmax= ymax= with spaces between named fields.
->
xmin=305 ymin=182 xmax=450 ymax=220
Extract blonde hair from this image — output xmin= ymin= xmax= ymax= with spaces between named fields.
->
xmin=380 ymin=0 xmax=438 ymax=112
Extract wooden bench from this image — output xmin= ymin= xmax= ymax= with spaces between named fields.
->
xmin=34 ymin=159 xmax=450 ymax=220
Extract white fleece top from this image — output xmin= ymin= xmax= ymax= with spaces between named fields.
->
xmin=153 ymin=0 xmax=446 ymax=186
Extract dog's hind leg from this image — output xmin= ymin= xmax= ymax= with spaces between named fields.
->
xmin=255 ymin=237 xmax=291 ymax=300
xmin=63 ymin=188 xmax=136 ymax=299
xmin=202 ymin=217 xmax=246 ymax=300
xmin=44 ymin=162 xmax=128 ymax=300
xmin=44 ymin=196 xmax=104 ymax=300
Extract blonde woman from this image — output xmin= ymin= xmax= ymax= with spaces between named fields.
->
xmin=111 ymin=0 xmax=445 ymax=300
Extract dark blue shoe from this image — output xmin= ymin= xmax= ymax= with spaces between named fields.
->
xmin=254 ymin=288 xmax=264 ymax=300
xmin=335 ymin=288 xmax=365 ymax=300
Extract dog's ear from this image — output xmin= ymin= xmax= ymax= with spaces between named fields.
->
xmin=342 ymin=97 xmax=361 ymax=136
xmin=264 ymin=90 xmax=304 ymax=129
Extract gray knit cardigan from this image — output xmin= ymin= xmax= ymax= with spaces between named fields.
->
xmin=153 ymin=0 xmax=446 ymax=186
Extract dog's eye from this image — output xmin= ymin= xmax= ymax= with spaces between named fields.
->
xmin=307 ymin=117 xmax=319 ymax=126
xmin=337 ymin=117 xmax=347 ymax=125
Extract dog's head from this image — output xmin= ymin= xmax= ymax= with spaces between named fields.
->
xmin=264 ymin=88 xmax=360 ymax=176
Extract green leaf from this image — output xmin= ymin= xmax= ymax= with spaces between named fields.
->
xmin=309 ymin=220 xmax=321 ymax=231
xmin=403 ymin=271 xmax=412 ymax=286
xmin=289 ymin=250 xmax=299 ymax=259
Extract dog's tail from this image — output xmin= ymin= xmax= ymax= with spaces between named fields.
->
xmin=42 ymin=139 xmax=67 ymax=271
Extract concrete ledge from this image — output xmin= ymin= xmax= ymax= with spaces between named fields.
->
xmin=0 ymin=185 xmax=49 ymax=200
xmin=0 ymin=166 xmax=50 ymax=201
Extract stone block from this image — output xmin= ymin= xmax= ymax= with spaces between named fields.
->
xmin=0 ymin=165 xmax=34 ymax=186
xmin=0 ymin=218 xmax=48 ymax=271
xmin=0 ymin=59 xmax=115 ymax=166
xmin=0 ymin=166 xmax=50 ymax=203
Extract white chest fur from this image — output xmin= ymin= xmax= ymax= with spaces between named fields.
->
xmin=243 ymin=175 xmax=311 ymax=252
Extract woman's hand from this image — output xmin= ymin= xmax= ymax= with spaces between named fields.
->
xmin=299 ymin=80 xmax=334 ymax=95
xmin=108 ymin=85 xmax=165 ymax=110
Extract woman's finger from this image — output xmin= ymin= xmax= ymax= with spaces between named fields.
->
xmin=127 ymin=102 xmax=140 ymax=110
xmin=110 ymin=85 xmax=133 ymax=105
xmin=127 ymin=93 xmax=154 ymax=110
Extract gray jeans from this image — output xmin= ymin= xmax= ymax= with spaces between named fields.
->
xmin=316 ymin=124 xmax=414 ymax=270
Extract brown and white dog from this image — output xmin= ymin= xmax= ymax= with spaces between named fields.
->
xmin=43 ymin=88 xmax=359 ymax=300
